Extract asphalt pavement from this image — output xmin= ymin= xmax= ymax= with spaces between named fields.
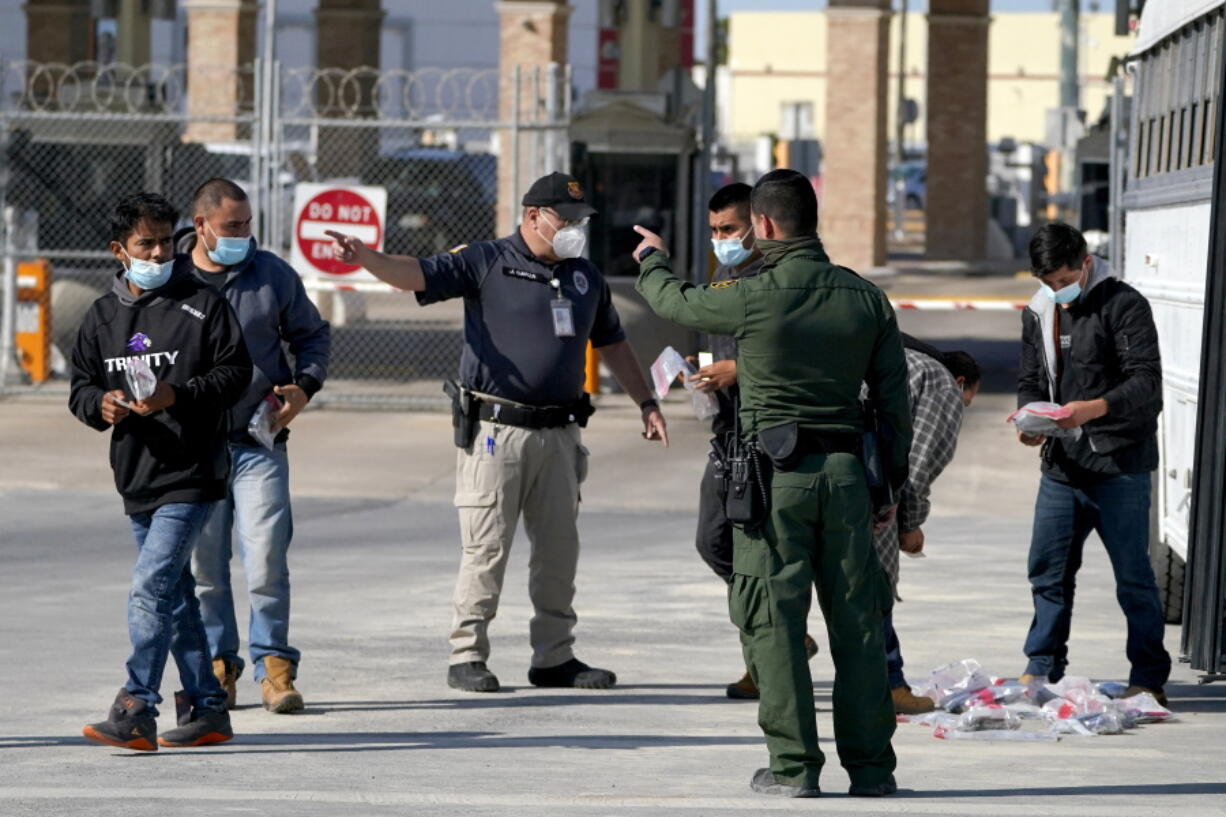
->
xmin=1 ymin=301 xmax=1224 ymax=816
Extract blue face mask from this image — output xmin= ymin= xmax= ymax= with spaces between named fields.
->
xmin=712 ymin=232 xmax=754 ymax=267
xmin=1041 ymin=264 xmax=1087 ymax=304
xmin=205 ymin=221 xmax=253 ymax=266
xmin=1042 ymin=281 xmax=1082 ymax=304
xmin=123 ymin=250 xmax=174 ymax=290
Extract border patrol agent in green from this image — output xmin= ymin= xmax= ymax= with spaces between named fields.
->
xmin=633 ymin=170 xmax=913 ymax=798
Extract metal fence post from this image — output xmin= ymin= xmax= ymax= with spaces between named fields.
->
xmin=0 ymin=206 xmax=15 ymax=389
xmin=512 ymin=64 xmax=523 ymax=232
xmin=545 ymin=62 xmax=560 ymax=174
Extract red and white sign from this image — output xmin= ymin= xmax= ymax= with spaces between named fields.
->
xmin=290 ymin=183 xmax=387 ymax=281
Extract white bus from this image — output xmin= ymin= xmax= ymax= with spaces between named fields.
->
xmin=1123 ymin=0 xmax=1225 ymax=679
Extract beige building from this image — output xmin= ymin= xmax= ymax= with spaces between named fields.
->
xmin=727 ymin=10 xmax=1135 ymax=148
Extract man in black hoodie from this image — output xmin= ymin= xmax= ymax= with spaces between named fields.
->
xmin=1016 ymin=222 xmax=1171 ymax=703
xmin=70 ymin=192 xmax=252 ymax=750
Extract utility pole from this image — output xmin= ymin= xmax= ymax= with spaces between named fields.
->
xmin=892 ymin=0 xmax=908 ymax=242
xmin=694 ymin=0 xmax=718 ymax=283
xmin=1059 ymin=0 xmax=1080 ymax=111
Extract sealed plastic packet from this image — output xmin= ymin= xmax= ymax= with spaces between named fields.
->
xmin=649 ymin=346 xmax=719 ymax=421
xmin=957 ymin=705 xmax=1022 ymax=732
xmin=125 ymin=356 xmax=158 ymax=402
xmin=1007 ymin=401 xmax=1083 ymax=441
xmin=248 ymin=392 xmax=282 ymax=451
xmin=1119 ymin=692 xmax=1175 ymax=724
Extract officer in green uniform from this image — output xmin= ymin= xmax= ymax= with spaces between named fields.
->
xmin=632 ymin=170 xmax=912 ymax=798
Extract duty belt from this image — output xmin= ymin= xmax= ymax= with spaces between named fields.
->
xmin=474 ymin=395 xmax=589 ymax=429
xmin=798 ymin=429 xmax=861 ymax=455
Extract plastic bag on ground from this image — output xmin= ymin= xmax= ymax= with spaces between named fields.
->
xmin=1049 ymin=710 xmax=1126 ymax=736
xmin=944 ymin=682 xmax=1029 ymax=713
xmin=934 ymin=725 xmax=1058 ymax=742
xmin=648 ymin=346 xmax=718 ymax=421
xmin=1040 ymin=689 xmax=1113 ymax=721
xmin=1094 ymin=681 xmax=1129 ymax=699
xmin=1008 ymin=401 xmax=1083 ymax=441
xmin=1119 ymin=692 xmax=1175 ymax=724
xmin=916 ymin=659 xmax=991 ymax=706
xmin=957 ymin=705 xmax=1022 ymax=732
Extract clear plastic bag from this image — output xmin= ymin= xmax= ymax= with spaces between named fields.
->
xmin=1094 ymin=681 xmax=1129 ymax=699
xmin=918 ymin=659 xmax=992 ymax=710
xmin=957 ymin=705 xmax=1022 ymax=732
xmin=1007 ymin=401 xmax=1083 ymax=441
xmin=1119 ymin=692 xmax=1175 ymax=724
xmin=125 ymin=356 xmax=157 ymax=402
xmin=944 ymin=682 xmax=1029 ymax=713
xmin=1049 ymin=710 xmax=1126 ymax=736
xmin=935 ymin=725 xmax=1057 ymax=742
xmin=1040 ymin=689 xmax=1112 ymax=721
xmin=247 ymin=392 xmax=282 ymax=451
xmin=649 ymin=346 xmax=719 ymax=421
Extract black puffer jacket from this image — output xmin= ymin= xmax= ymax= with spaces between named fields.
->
xmin=1018 ymin=256 xmax=1162 ymax=477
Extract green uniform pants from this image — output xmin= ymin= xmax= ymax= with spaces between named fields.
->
xmin=728 ymin=451 xmax=896 ymax=790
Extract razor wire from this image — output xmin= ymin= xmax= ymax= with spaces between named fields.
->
xmin=0 ymin=61 xmax=570 ymax=408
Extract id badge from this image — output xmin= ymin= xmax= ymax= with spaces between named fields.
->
xmin=551 ymin=298 xmax=575 ymax=337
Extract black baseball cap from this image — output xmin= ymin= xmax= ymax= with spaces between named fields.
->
xmin=521 ymin=172 xmax=597 ymax=221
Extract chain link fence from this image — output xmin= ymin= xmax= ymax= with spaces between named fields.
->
xmin=0 ymin=60 xmax=570 ymax=409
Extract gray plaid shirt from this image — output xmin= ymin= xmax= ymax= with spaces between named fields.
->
xmin=874 ymin=348 xmax=965 ymax=597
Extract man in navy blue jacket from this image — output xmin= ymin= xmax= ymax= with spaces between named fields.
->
xmin=71 ymin=192 xmax=251 ymax=750
xmin=182 ymin=178 xmax=331 ymax=714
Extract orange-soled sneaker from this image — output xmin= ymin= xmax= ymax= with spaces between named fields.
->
xmin=157 ymin=691 xmax=233 ymax=748
xmin=82 ymin=689 xmax=157 ymax=752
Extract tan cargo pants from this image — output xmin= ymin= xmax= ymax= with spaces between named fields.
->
xmin=449 ymin=419 xmax=589 ymax=669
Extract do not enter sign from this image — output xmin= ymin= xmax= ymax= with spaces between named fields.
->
xmin=291 ymin=183 xmax=388 ymax=280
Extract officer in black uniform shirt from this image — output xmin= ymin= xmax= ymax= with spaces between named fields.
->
xmin=327 ymin=172 xmax=667 ymax=693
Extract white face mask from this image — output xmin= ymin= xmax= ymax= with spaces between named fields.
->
xmin=537 ymin=211 xmax=588 ymax=260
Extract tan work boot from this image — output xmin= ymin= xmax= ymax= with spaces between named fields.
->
xmin=212 ymin=658 xmax=240 ymax=710
xmin=891 ymin=686 xmax=935 ymax=714
xmin=260 ymin=656 xmax=304 ymax=714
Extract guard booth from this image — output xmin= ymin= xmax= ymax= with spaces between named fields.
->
xmin=568 ymin=96 xmax=698 ymax=376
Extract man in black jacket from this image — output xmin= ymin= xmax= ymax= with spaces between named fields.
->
xmin=1016 ymin=222 xmax=1171 ymax=703
xmin=70 ymin=193 xmax=252 ymax=750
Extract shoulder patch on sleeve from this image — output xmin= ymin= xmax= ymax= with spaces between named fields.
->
xmin=449 ymin=244 xmax=469 ymax=254
xmin=710 ymin=279 xmax=738 ymax=290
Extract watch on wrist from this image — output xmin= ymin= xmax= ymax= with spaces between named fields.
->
xmin=639 ymin=398 xmax=660 ymax=412
xmin=637 ymin=246 xmax=659 ymax=263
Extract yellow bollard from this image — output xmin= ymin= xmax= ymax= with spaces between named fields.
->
xmin=584 ymin=342 xmax=600 ymax=395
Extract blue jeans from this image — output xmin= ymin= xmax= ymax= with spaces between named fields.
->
xmin=883 ymin=614 xmax=906 ymax=689
xmin=1023 ymin=472 xmax=1171 ymax=689
xmin=193 ymin=443 xmax=298 ymax=682
xmin=125 ymin=502 xmax=227 ymax=716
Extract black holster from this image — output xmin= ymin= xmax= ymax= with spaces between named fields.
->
xmin=715 ymin=396 xmax=771 ymax=529
xmin=860 ymin=399 xmax=896 ymax=516
xmin=444 ymin=380 xmax=479 ymax=449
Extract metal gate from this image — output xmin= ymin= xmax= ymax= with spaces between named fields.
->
xmin=0 ymin=59 xmax=570 ymax=409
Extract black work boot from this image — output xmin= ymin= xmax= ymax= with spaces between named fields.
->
xmin=749 ymin=768 xmax=820 ymax=798
xmin=158 ymin=691 xmax=234 ymax=748
xmin=448 ymin=661 xmax=500 ymax=692
xmin=528 ymin=658 xmax=616 ymax=689
xmin=82 ymin=689 xmax=158 ymax=752
xmin=849 ymin=774 xmax=898 ymax=797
